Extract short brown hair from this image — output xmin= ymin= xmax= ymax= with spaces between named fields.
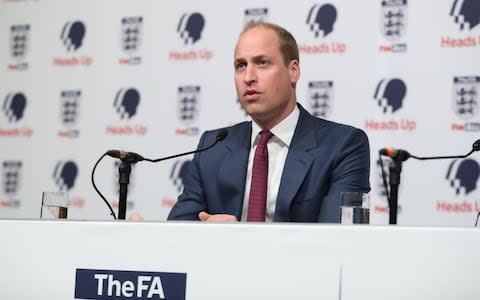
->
xmin=241 ymin=22 xmax=299 ymax=66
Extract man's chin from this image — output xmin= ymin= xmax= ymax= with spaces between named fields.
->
xmin=243 ymin=108 xmax=264 ymax=119
xmin=245 ymin=110 xmax=273 ymax=125
xmin=242 ymin=102 xmax=263 ymax=113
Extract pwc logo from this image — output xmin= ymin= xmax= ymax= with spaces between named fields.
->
xmin=176 ymin=85 xmax=200 ymax=136
xmin=0 ymin=160 xmax=22 ymax=208
xmin=450 ymin=76 xmax=480 ymax=132
xmin=106 ymin=88 xmax=147 ymax=136
xmin=378 ymin=0 xmax=408 ymax=53
xmin=299 ymin=4 xmax=346 ymax=55
xmin=61 ymin=21 xmax=86 ymax=51
xmin=373 ymin=78 xmax=406 ymax=114
xmin=169 ymin=12 xmax=213 ymax=61
xmin=177 ymin=12 xmax=205 ymax=45
xmin=450 ymin=0 xmax=480 ymax=31
xmin=8 ymin=24 xmax=30 ymax=71
xmin=244 ymin=8 xmax=269 ymax=26
xmin=75 ymin=268 xmax=186 ymax=300
xmin=170 ymin=159 xmax=192 ymax=193
xmin=58 ymin=89 xmax=81 ymax=138
xmin=365 ymin=78 xmax=416 ymax=132
xmin=119 ymin=16 xmax=143 ymax=65
xmin=438 ymin=158 xmax=480 ymax=213
xmin=53 ymin=160 xmax=78 ymax=191
xmin=307 ymin=81 xmax=333 ymax=119
xmin=306 ymin=3 xmax=337 ymax=38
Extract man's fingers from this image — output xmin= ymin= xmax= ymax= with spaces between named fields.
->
xmin=198 ymin=211 xmax=211 ymax=221
xmin=128 ymin=212 xmax=143 ymax=221
xmin=198 ymin=212 xmax=238 ymax=222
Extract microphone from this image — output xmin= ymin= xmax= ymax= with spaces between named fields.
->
xmin=378 ymin=139 xmax=480 ymax=225
xmin=379 ymin=139 xmax=480 ymax=161
xmin=473 ymin=139 xmax=480 ymax=152
xmin=105 ymin=129 xmax=228 ymax=163
xmin=379 ymin=147 xmax=411 ymax=162
xmin=92 ymin=129 xmax=229 ymax=220
xmin=106 ymin=150 xmax=144 ymax=163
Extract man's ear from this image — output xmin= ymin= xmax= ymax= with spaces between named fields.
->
xmin=289 ymin=60 xmax=300 ymax=85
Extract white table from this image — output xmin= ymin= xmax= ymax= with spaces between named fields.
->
xmin=1 ymin=219 xmax=478 ymax=299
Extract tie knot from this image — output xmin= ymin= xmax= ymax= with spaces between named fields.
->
xmin=258 ymin=130 xmax=273 ymax=146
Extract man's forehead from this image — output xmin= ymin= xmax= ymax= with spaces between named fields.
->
xmin=234 ymin=28 xmax=279 ymax=58
xmin=238 ymin=26 xmax=277 ymax=43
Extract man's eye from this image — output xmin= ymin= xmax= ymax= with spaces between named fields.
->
xmin=258 ymin=59 xmax=268 ymax=66
xmin=235 ymin=62 xmax=246 ymax=70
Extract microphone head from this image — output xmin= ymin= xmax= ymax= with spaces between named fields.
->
xmin=216 ymin=129 xmax=228 ymax=142
xmin=379 ymin=147 xmax=410 ymax=161
xmin=106 ymin=149 xmax=123 ymax=159
xmin=473 ymin=139 xmax=480 ymax=152
xmin=379 ymin=147 xmax=395 ymax=157
xmin=105 ymin=150 xmax=144 ymax=163
xmin=385 ymin=147 xmax=396 ymax=157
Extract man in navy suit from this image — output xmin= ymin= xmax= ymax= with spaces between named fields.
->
xmin=167 ymin=22 xmax=370 ymax=223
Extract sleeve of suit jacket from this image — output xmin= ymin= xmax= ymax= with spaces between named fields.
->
xmin=315 ymin=126 xmax=370 ymax=222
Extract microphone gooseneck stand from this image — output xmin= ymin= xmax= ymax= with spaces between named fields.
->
xmin=381 ymin=150 xmax=410 ymax=225
xmin=92 ymin=129 xmax=228 ymax=220
xmin=380 ymin=139 xmax=480 ymax=225
xmin=117 ymin=159 xmax=131 ymax=220
xmin=387 ymin=159 xmax=401 ymax=225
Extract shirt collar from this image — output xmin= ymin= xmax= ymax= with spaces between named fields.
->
xmin=250 ymin=105 xmax=300 ymax=147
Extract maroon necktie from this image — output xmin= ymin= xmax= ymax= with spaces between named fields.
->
xmin=247 ymin=130 xmax=274 ymax=222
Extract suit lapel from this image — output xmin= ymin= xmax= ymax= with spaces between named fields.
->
xmin=275 ymin=106 xmax=318 ymax=221
xmin=217 ymin=123 xmax=251 ymax=219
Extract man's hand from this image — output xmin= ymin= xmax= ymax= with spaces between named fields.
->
xmin=128 ymin=212 xmax=144 ymax=221
xmin=198 ymin=211 xmax=238 ymax=222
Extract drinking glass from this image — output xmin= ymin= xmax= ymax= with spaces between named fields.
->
xmin=339 ymin=192 xmax=369 ymax=224
xmin=40 ymin=191 xmax=68 ymax=219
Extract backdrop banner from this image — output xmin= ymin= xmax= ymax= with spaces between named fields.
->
xmin=1 ymin=0 xmax=480 ymax=226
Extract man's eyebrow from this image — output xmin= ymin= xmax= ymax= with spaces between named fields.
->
xmin=234 ymin=54 xmax=268 ymax=61
xmin=252 ymin=54 xmax=268 ymax=61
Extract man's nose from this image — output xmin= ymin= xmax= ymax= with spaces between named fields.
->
xmin=243 ymin=65 xmax=256 ymax=85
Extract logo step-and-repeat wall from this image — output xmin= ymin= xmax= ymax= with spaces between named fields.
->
xmin=1 ymin=0 xmax=479 ymax=226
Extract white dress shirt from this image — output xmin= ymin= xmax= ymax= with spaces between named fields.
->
xmin=241 ymin=106 xmax=300 ymax=222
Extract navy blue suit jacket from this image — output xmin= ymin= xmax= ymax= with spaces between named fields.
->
xmin=168 ymin=104 xmax=370 ymax=222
